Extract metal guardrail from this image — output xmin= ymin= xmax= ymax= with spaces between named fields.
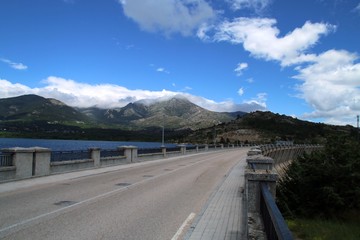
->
xmin=0 ymin=153 xmax=13 ymax=166
xmin=166 ymin=147 xmax=181 ymax=152
xmin=100 ymin=149 xmax=125 ymax=158
xmin=138 ymin=148 xmax=162 ymax=155
xmin=260 ymin=183 xmax=293 ymax=240
xmin=51 ymin=150 xmax=90 ymax=162
xmin=186 ymin=146 xmax=197 ymax=150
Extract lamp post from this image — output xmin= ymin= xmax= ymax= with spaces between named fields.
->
xmin=161 ymin=114 xmax=165 ymax=148
xmin=357 ymin=115 xmax=359 ymax=141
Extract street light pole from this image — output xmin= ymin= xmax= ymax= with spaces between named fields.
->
xmin=357 ymin=115 xmax=359 ymax=141
xmin=161 ymin=114 xmax=165 ymax=147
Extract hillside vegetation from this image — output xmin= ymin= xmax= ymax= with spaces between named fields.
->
xmin=276 ymin=134 xmax=360 ymax=239
xmin=183 ymin=111 xmax=357 ymax=144
xmin=1 ymin=95 xmax=358 ymax=144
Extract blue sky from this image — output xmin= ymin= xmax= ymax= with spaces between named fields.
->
xmin=1 ymin=0 xmax=360 ymax=126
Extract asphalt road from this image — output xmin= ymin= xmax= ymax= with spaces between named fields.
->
xmin=0 ymin=148 xmax=248 ymax=240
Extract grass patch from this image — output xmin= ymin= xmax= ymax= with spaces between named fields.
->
xmin=287 ymin=218 xmax=360 ymax=240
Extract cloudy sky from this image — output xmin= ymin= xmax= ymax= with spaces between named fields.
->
xmin=1 ymin=0 xmax=360 ymax=126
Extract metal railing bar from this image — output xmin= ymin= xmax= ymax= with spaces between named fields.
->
xmin=260 ymin=182 xmax=293 ymax=240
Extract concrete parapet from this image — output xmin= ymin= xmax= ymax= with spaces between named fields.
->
xmin=247 ymin=155 xmax=274 ymax=170
xmin=120 ymin=146 xmax=138 ymax=163
xmin=247 ymin=147 xmax=262 ymax=156
xmin=90 ymin=148 xmax=101 ymax=168
xmin=161 ymin=146 xmax=167 ymax=157
xmin=1 ymin=143 xmax=244 ymax=182
xmin=51 ymin=159 xmax=94 ymax=174
xmin=33 ymin=147 xmax=51 ymax=176
xmin=0 ymin=166 xmax=16 ymax=181
xmin=2 ymin=148 xmax=34 ymax=179
xmin=246 ymin=169 xmax=278 ymax=213
xmin=245 ymin=152 xmax=279 ymax=239
xmin=260 ymin=144 xmax=323 ymax=166
xmin=178 ymin=144 xmax=187 ymax=155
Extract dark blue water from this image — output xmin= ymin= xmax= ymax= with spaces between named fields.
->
xmin=0 ymin=138 xmax=176 ymax=151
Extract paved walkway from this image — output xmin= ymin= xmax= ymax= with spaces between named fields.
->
xmin=186 ymin=156 xmax=247 ymax=240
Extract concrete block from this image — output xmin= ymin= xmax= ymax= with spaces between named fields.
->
xmin=90 ymin=148 xmax=101 ymax=168
xmin=245 ymin=169 xmax=278 ymax=213
xmin=33 ymin=147 xmax=51 ymax=176
xmin=120 ymin=146 xmax=138 ymax=163
xmin=2 ymin=147 xmax=34 ymax=179
xmin=247 ymin=155 xmax=274 ymax=170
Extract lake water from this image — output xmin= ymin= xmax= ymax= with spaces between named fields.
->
xmin=0 ymin=138 xmax=176 ymax=151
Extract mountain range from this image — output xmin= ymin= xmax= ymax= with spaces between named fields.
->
xmin=0 ymin=94 xmax=245 ymax=130
xmin=1 ymin=95 xmax=358 ymax=144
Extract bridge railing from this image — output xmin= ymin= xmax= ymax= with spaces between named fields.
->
xmin=0 ymin=144 xmax=246 ymax=182
xmin=245 ymin=144 xmax=322 ymax=239
xmin=259 ymin=144 xmax=323 ymax=165
xmin=100 ymin=148 xmax=125 ymax=158
xmin=0 ymin=153 xmax=13 ymax=167
xmin=260 ymin=183 xmax=293 ymax=240
xmin=245 ymin=145 xmax=322 ymax=240
xmin=51 ymin=150 xmax=90 ymax=162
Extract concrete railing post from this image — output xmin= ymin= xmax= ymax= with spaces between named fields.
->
xmin=33 ymin=147 xmax=51 ymax=177
xmin=205 ymin=144 xmax=209 ymax=151
xmin=120 ymin=146 xmax=138 ymax=163
xmin=178 ymin=145 xmax=186 ymax=155
xmin=161 ymin=146 xmax=167 ymax=158
xmin=1 ymin=148 xmax=34 ymax=179
xmin=246 ymin=155 xmax=274 ymax=170
xmin=90 ymin=148 xmax=101 ymax=168
xmin=245 ymin=154 xmax=278 ymax=238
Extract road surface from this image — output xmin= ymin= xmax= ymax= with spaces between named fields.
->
xmin=0 ymin=148 xmax=248 ymax=240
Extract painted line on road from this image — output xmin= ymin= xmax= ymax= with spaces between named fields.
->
xmin=0 ymin=154 xmax=224 ymax=237
xmin=171 ymin=213 xmax=196 ymax=240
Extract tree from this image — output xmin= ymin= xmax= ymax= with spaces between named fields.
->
xmin=277 ymin=135 xmax=360 ymax=218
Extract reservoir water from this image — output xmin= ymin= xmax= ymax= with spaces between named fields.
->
xmin=0 ymin=138 xmax=176 ymax=151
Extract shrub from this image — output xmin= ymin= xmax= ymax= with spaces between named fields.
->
xmin=277 ymin=135 xmax=360 ymax=219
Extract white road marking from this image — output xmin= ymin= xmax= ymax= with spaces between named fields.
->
xmin=171 ymin=213 xmax=196 ymax=240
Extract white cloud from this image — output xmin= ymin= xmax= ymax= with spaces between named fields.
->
xmin=119 ymin=0 xmax=217 ymax=36
xmin=226 ymin=0 xmax=272 ymax=13
xmin=213 ymin=18 xmax=335 ymax=66
xmin=0 ymin=79 xmax=32 ymax=97
xmin=203 ymin=16 xmax=357 ymax=125
xmin=244 ymin=93 xmax=267 ymax=109
xmin=237 ymin=87 xmax=244 ymax=96
xmin=182 ymin=86 xmax=192 ymax=91
xmin=197 ymin=23 xmax=213 ymax=41
xmin=185 ymin=94 xmax=266 ymax=112
xmin=246 ymin=78 xmax=254 ymax=83
xmin=234 ymin=62 xmax=248 ymax=76
xmin=0 ymin=58 xmax=28 ymax=70
xmin=0 ymin=77 xmax=265 ymax=112
xmin=352 ymin=3 xmax=360 ymax=14
xmin=195 ymin=14 xmax=356 ymax=125
xmin=293 ymin=49 xmax=360 ymax=125
xmin=156 ymin=67 xmax=170 ymax=74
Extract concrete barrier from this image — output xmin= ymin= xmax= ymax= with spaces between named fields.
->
xmin=245 ymin=154 xmax=278 ymax=239
xmin=245 ymin=144 xmax=323 ymax=239
xmin=1 ymin=144 xmax=245 ymax=182
xmin=1 ymin=147 xmax=52 ymax=179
